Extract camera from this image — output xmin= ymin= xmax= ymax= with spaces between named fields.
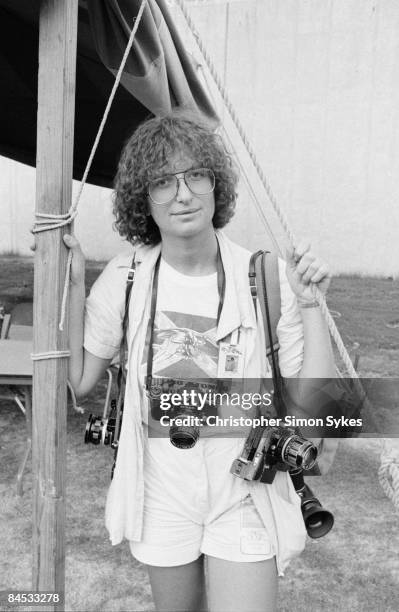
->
xmin=147 ymin=377 xmax=222 ymax=449
xmin=230 ymin=425 xmax=317 ymax=484
xmin=231 ymin=425 xmax=334 ymax=538
xmin=84 ymin=399 xmax=121 ymax=449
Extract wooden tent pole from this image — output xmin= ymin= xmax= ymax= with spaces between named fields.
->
xmin=33 ymin=0 xmax=78 ymax=606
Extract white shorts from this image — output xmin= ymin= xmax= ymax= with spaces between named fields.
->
xmin=129 ymin=436 xmax=276 ymax=567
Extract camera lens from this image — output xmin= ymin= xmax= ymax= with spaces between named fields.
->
xmin=299 ymin=444 xmax=318 ymax=470
xmin=169 ymin=422 xmax=200 ymax=449
xmin=84 ymin=414 xmax=115 ymax=446
xmin=84 ymin=414 xmax=102 ymax=445
xmin=280 ymin=434 xmax=317 ymax=470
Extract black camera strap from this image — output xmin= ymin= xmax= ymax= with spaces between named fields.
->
xmin=249 ymin=250 xmax=286 ymax=419
xmin=145 ymin=244 xmax=225 ymax=395
xmin=113 ymin=252 xmax=137 ymax=448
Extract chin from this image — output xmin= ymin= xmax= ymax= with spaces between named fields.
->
xmin=175 ymin=225 xmax=204 ymax=239
xmin=171 ymin=219 xmax=213 ymax=239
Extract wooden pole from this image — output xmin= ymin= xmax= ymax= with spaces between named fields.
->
xmin=33 ymin=0 xmax=78 ymax=607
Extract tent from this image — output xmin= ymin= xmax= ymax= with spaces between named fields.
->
xmin=0 ymin=0 xmax=216 ymax=187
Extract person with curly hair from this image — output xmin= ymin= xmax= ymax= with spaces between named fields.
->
xmin=64 ymin=109 xmax=336 ymax=612
xmin=113 ymin=110 xmax=237 ymax=246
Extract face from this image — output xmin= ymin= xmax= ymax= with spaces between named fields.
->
xmin=147 ymin=152 xmax=216 ymax=242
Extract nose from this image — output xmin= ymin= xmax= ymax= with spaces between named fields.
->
xmin=175 ymin=176 xmax=192 ymax=203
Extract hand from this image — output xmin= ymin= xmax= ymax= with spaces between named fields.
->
xmin=63 ymin=234 xmax=86 ymax=286
xmin=285 ymin=241 xmax=331 ymax=302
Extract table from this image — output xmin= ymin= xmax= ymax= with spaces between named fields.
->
xmin=0 ymin=338 xmax=33 ymax=495
xmin=0 ymin=331 xmax=117 ymax=494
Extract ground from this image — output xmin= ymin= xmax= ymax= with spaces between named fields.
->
xmin=0 ymin=256 xmax=398 ymax=612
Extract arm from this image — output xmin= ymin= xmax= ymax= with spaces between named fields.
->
xmin=64 ymin=234 xmax=112 ymax=400
xmin=282 ymin=241 xmax=336 ymax=408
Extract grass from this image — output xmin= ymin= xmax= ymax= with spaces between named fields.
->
xmin=0 ymin=255 xmax=398 ymax=611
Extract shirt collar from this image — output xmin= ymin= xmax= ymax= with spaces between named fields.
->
xmin=215 ymin=231 xmax=257 ymax=341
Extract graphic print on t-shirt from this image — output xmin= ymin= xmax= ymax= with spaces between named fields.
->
xmin=145 ymin=310 xmax=218 ymax=379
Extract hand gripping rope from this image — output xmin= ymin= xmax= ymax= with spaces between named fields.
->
xmin=175 ymin=0 xmax=399 ymax=511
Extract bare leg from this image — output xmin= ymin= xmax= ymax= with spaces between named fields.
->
xmin=147 ymin=555 xmax=208 ymax=612
xmin=207 ymin=556 xmax=278 ymax=612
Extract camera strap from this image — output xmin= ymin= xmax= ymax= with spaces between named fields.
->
xmin=249 ymin=250 xmax=286 ymax=418
xmin=113 ymin=252 xmax=137 ymax=447
xmin=145 ymin=243 xmax=226 ymax=395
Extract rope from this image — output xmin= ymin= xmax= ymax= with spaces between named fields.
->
xmin=196 ymin=63 xmax=282 ymax=256
xmin=31 ymin=0 xmax=149 ymax=331
xmin=67 ymin=380 xmax=85 ymax=414
xmin=31 ymin=351 xmax=71 ymax=360
xmin=177 ymin=0 xmax=350 ymax=367
xmin=176 ymin=0 xmax=399 ymax=509
xmin=176 ymin=0 xmax=368 ymax=380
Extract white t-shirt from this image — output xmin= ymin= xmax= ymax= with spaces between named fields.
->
xmin=141 ymin=258 xmax=243 ymax=437
xmin=141 ymin=258 xmax=219 ymax=383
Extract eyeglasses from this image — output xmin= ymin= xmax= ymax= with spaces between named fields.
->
xmin=148 ymin=167 xmax=215 ymax=205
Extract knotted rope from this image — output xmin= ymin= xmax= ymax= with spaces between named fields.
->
xmin=31 ymin=0 xmax=149 ymax=332
xmin=176 ymin=0 xmax=399 ymax=509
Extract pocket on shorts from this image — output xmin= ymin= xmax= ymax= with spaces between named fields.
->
xmin=270 ymin=478 xmax=307 ymax=562
xmin=239 ymin=495 xmax=273 ymax=556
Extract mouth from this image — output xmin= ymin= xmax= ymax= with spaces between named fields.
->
xmin=171 ymin=209 xmax=200 ymax=216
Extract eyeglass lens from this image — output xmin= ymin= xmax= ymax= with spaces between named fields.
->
xmin=149 ymin=168 xmax=215 ymax=204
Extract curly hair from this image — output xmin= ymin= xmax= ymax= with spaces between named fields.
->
xmin=113 ymin=109 xmax=238 ymax=245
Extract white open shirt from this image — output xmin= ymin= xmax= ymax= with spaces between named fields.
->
xmin=84 ymin=230 xmax=307 ymax=575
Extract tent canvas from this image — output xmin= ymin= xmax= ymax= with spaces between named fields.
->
xmin=0 ymin=0 xmax=217 ymax=186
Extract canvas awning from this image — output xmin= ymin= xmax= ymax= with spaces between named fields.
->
xmin=0 ymin=0 xmax=216 ymax=187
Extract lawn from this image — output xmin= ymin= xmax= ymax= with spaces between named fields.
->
xmin=0 ymin=255 xmax=398 ymax=612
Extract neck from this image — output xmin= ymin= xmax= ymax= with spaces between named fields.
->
xmin=161 ymin=230 xmax=218 ymax=276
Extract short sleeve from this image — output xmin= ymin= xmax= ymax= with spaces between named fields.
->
xmin=276 ymin=258 xmax=304 ymax=377
xmin=83 ymin=254 xmax=130 ymax=360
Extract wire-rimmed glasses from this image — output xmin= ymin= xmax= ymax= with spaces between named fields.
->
xmin=148 ymin=167 xmax=215 ymax=205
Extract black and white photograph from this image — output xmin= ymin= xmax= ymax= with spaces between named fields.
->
xmin=0 ymin=1 xmax=398 ymax=611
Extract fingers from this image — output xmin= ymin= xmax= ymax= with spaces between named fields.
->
xmin=309 ymin=264 xmax=331 ymax=284
xmin=63 ymin=234 xmax=80 ymax=249
xmin=286 ymin=240 xmax=311 ymax=270
xmin=288 ymin=241 xmax=331 ymax=285
xmin=29 ymin=233 xmax=80 ymax=252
